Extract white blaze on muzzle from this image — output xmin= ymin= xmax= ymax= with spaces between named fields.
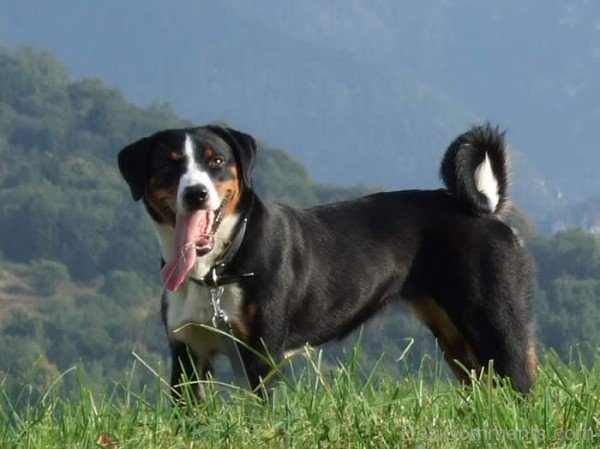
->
xmin=176 ymin=134 xmax=220 ymax=213
xmin=161 ymin=134 xmax=222 ymax=292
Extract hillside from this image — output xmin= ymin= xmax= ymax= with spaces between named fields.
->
xmin=543 ymin=195 xmax=600 ymax=234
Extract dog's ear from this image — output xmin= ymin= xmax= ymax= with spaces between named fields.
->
xmin=206 ymin=125 xmax=257 ymax=190
xmin=117 ymin=136 xmax=152 ymax=201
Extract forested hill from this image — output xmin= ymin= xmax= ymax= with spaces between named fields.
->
xmin=0 ymin=47 xmax=373 ymax=281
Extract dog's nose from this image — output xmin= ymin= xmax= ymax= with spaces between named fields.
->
xmin=183 ymin=185 xmax=209 ymax=210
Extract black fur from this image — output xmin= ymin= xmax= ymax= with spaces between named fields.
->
xmin=230 ymin=190 xmax=535 ymax=393
xmin=118 ymin=124 xmax=536 ymax=397
xmin=118 ymin=136 xmax=152 ymax=201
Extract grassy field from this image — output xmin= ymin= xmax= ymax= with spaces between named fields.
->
xmin=1 ymin=344 xmax=600 ymax=449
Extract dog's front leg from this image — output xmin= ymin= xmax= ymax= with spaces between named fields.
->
xmin=169 ymin=343 xmax=207 ymax=403
xmin=238 ymin=331 xmax=286 ymax=400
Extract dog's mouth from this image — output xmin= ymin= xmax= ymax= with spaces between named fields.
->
xmin=194 ymin=197 xmax=229 ymax=256
xmin=160 ymin=194 xmax=230 ymax=291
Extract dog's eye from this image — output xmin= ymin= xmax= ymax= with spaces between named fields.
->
xmin=208 ymin=157 xmax=225 ymax=169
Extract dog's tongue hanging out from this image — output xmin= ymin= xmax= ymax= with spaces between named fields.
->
xmin=160 ymin=211 xmax=211 ymax=291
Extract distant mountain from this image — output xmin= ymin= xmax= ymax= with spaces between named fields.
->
xmin=224 ymin=0 xmax=600 ymax=200
xmin=0 ymin=1 xmax=562 ymax=223
xmin=543 ymin=195 xmax=600 ymax=235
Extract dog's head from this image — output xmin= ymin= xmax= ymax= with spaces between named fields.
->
xmin=118 ymin=125 xmax=256 ymax=290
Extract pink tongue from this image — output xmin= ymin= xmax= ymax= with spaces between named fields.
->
xmin=160 ymin=211 xmax=209 ymax=291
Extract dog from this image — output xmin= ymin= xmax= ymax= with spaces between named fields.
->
xmin=118 ymin=124 xmax=536 ymax=397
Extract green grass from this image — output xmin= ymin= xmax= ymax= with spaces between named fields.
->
xmin=2 ymin=345 xmax=600 ymax=449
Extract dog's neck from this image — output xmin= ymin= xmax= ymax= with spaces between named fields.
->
xmin=152 ymin=213 xmax=241 ymax=280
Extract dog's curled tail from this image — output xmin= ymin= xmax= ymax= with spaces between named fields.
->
xmin=440 ymin=124 xmax=511 ymax=218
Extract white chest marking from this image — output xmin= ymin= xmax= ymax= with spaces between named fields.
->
xmin=177 ymin=134 xmax=220 ymax=212
xmin=165 ymin=282 xmax=243 ymax=360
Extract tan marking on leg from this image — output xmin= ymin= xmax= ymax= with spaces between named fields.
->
xmin=526 ymin=342 xmax=537 ymax=380
xmin=230 ymin=321 xmax=251 ymax=344
xmin=410 ymin=298 xmax=481 ymax=382
xmin=230 ymin=300 xmax=258 ymax=345
xmin=244 ymin=302 xmax=258 ymax=322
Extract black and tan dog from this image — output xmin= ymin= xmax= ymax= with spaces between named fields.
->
xmin=118 ymin=124 xmax=536 ymax=397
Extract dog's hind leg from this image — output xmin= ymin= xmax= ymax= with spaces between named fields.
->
xmin=460 ymin=255 xmax=537 ymax=394
xmin=411 ymin=295 xmax=536 ymax=394
xmin=453 ymin=302 xmax=536 ymax=394
xmin=410 ymin=298 xmax=482 ymax=382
